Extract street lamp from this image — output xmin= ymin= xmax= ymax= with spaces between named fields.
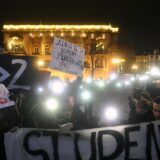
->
xmin=131 ymin=64 xmax=138 ymax=70
xmin=111 ymin=58 xmax=125 ymax=75
xmin=37 ymin=60 xmax=45 ymax=67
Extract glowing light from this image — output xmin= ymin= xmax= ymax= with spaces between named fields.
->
xmin=45 ymin=98 xmax=58 ymax=111
xmin=91 ymin=33 xmax=94 ymax=39
xmin=60 ymin=32 xmax=64 ymax=37
xmin=37 ymin=60 xmax=45 ymax=67
xmin=102 ymin=33 xmax=106 ymax=39
xmin=109 ymin=73 xmax=117 ymax=80
xmin=79 ymin=85 xmax=83 ymax=89
xmin=50 ymin=33 xmax=54 ymax=37
xmin=131 ymin=64 xmax=138 ymax=70
xmin=81 ymin=90 xmax=91 ymax=101
xmin=112 ymin=58 xmax=121 ymax=64
xmin=124 ymin=80 xmax=130 ymax=86
xmin=112 ymin=58 xmax=125 ymax=64
xmin=105 ymin=107 xmax=118 ymax=120
xmin=116 ymin=82 xmax=122 ymax=88
xmin=71 ymin=32 xmax=75 ymax=36
xmin=85 ymin=77 xmax=92 ymax=84
xmin=150 ymin=67 xmax=160 ymax=76
xmin=49 ymin=80 xmax=65 ymax=95
xmin=97 ymin=80 xmax=106 ymax=88
xmin=3 ymin=25 xmax=119 ymax=33
xmin=81 ymin=33 xmax=86 ymax=37
xmin=37 ymin=87 xmax=44 ymax=93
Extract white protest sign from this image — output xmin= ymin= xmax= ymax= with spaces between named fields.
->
xmin=3 ymin=121 xmax=160 ymax=160
xmin=49 ymin=37 xmax=85 ymax=76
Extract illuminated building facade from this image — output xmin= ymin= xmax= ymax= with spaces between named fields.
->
xmin=135 ymin=50 xmax=160 ymax=73
xmin=3 ymin=24 xmax=119 ymax=80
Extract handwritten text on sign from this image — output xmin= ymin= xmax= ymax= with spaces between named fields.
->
xmin=49 ymin=37 xmax=85 ymax=76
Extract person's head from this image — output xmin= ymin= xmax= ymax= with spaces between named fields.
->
xmin=153 ymin=96 xmax=160 ymax=120
xmin=68 ymin=96 xmax=77 ymax=107
xmin=133 ymin=92 xmax=152 ymax=114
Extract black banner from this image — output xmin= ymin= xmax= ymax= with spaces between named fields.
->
xmin=0 ymin=55 xmax=40 ymax=90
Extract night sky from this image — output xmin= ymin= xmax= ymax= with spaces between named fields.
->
xmin=0 ymin=0 xmax=159 ymax=53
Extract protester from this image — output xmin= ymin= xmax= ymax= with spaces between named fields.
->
xmin=128 ymin=91 xmax=153 ymax=124
xmin=145 ymin=81 xmax=160 ymax=99
xmin=148 ymin=96 xmax=160 ymax=121
xmin=61 ymin=95 xmax=90 ymax=130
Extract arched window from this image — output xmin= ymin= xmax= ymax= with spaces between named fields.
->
xmin=8 ymin=36 xmax=24 ymax=54
xmin=95 ymin=58 xmax=103 ymax=68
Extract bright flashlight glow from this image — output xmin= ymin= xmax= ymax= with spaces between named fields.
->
xmin=116 ymin=82 xmax=122 ymax=88
xmin=105 ymin=107 xmax=118 ymax=120
xmin=80 ymin=85 xmax=83 ymax=89
xmin=97 ymin=80 xmax=105 ymax=87
xmin=85 ymin=77 xmax=92 ymax=84
xmin=110 ymin=73 xmax=117 ymax=80
xmin=150 ymin=67 xmax=160 ymax=76
xmin=112 ymin=59 xmax=121 ymax=64
xmin=124 ymin=80 xmax=130 ymax=86
xmin=81 ymin=90 xmax=91 ymax=101
xmin=37 ymin=87 xmax=44 ymax=93
xmin=49 ymin=81 xmax=65 ymax=94
xmin=45 ymin=98 xmax=58 ymax=111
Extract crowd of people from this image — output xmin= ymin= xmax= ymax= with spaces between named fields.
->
xmin=0 ymin=76 xmax=160 ymax=134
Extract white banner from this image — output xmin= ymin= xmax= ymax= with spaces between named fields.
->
xmin=49 ymin=37 xmax=85 ymax=76
xmin=3 ymin=121 xmax=160 ymax=160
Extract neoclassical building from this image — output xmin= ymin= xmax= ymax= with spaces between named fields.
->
xmin=2 ymin=24 xmax=120 ymax=80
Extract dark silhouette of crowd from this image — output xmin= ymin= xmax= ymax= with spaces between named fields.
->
xmin=1 ymin=76 xmax=160 ymax=134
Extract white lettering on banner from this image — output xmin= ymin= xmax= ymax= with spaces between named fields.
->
xmin=0 ymin=67 xmax=10 ymax=82
xmin=7 ymin=59 xmax=30 ymax=90
xmin=4 ymin=121 xmax=160 ymax=160
xmin=49 ymin=37 xmax=85 ymax=76
xmin=0 ymin=59 xmax=31 ymax=90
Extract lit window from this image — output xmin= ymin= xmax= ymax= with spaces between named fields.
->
xmin=34 ymin=45 xmax=39 ymax=54
xmin=8 ymin=36 xmax=24 ymax=54
xmin=95 ymin=58 xmax=103 ymax=68
xmin=45 ymin=45 xmax=50 ymax=55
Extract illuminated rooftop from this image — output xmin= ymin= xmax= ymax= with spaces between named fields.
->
xmin=3 ymin=24 xmax=119 ymax=32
